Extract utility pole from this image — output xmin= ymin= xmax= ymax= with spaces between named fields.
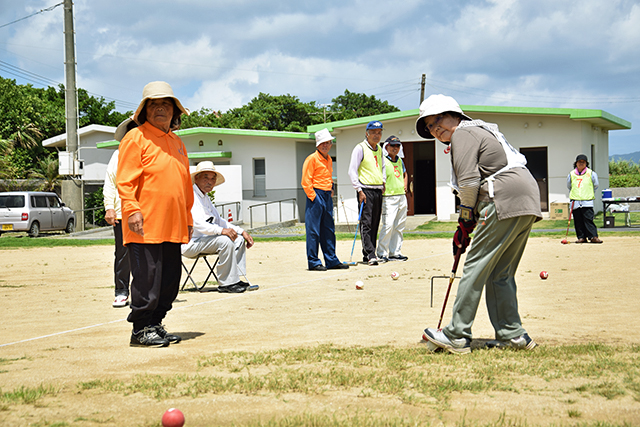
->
xmin=61 ymin=0 xmax=83 ymax=230
xmin=420 ymin=74 xmax=426 ymax=104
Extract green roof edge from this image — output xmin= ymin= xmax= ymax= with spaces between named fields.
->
xmin=309 ymin=105 xmax=631 ymax=132
xmin=176 ymin=127 xmax=314 ymax=139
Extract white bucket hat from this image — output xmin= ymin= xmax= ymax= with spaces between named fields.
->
xmin=190 ymin=161 xmax=226 ymax=186
xmin=314 ymin=128 xmax=335 ymax=147
xmin=415 ymin=94 xmax=472 ymax=140
xmin=114 ymin=115 xmax=137 ymax=142
xmin=133 ymin=81 xmax=189 ymax=124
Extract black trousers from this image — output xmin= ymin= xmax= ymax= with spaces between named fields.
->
xmin=358 ymin=188 xmax=383 ymax=261
xmin=573 ymin=206 xmax=598 ymax=240
xmin=127 ymin=242 xmax=181 ymax=331
xmin=113 ymin=222 xmax=131 ymax=297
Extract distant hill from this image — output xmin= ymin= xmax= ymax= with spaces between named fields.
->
xmin=610 ymin=151 xmax=640 ymax=164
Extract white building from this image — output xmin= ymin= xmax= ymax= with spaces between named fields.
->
xmin=44 ymin=104 xmax=630 ymax=226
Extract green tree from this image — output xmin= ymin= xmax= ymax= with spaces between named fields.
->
xmin=181 ymin=108 xmax=222 ymax=129
xmin=328 ymin=89 xmax=400 ymax=120
xmin=609 ymin=159 xmax=640 ymax=187
xmin=217 ymin=93 xmax=324 ymax=132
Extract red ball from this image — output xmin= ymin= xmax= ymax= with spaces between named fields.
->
xmin=162 ymin=408 xmax=185 ymax=427
xmin=561 ymin=239 xmax=568 ymax=245
xmin=540 ymin=271 xmax=548 ymax=279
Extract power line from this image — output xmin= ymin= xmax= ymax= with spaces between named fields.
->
xmin=0 ymin=2 xmax=64 ymax=30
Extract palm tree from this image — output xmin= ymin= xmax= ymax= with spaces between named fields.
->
xmin=30 ymin=156 xmax=62 ymax=192
xmin=10 ymin=123 xmax=43 ymax=150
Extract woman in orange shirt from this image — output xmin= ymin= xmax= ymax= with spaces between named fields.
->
xmin=117 ymin=81 xmax=193 ymax=347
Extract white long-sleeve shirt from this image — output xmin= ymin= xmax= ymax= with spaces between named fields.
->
xmin=103 ymin=149 xmax=121 ymax=219
xmin=190 ymin=183 xmax=244 ymax=239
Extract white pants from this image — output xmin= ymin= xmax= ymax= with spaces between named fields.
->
xmin=181 ymin=235 xmax=247 ymax=286
xmin=376 ymin=194 xmax=407 ymax=258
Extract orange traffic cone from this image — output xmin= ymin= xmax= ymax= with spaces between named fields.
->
xmin=227 ymin=209 xmax=233 ymax=223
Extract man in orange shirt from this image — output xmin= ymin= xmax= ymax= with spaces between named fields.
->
xmin=117 ymin=81 xmax=193 ymax=347
xmin=301 ymin=129 xmax=348 ymax=271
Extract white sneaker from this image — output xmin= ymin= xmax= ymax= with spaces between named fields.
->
xmin=113 ymin=295 xmax=129 ymax=308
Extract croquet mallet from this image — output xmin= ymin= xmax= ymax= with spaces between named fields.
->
xmin=562 ymin=200 xmax=574 ymax=244
xmin=344 ymin=202 xmax=364 ymax=266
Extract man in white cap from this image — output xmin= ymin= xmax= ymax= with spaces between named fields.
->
xmin=182 ymin=161 xmax=255 ymax=293
xmin=118 ymin=81 xmax=193 ymax=347
xmin=104 ymin=116 xmax=137 ymax=308
xmin=301 ymin=129 xmax=348 ymax=271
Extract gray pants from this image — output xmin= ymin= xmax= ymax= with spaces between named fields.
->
xmin=444 ymin=202 xmax=536 ymax=341
xmin=181 ymin=235 xmax=247 ymax=286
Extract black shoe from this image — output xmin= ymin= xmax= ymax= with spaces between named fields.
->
xmin=130 ymin=326 xmax=170 ymax=347
xmin=389 ymin=255 xmax=408 ymax=261
xmin=328 ymin=263 xmax=349 ymax=269
xmin=378 ymin=256 xmax=389 ymax=263
xmin=218 ymin=283 xmax=247 ymax=293
xmin=309 ymin=265 xmax=327 ymax=271
xmin=154 ymin=324 xmax=182 ymax=343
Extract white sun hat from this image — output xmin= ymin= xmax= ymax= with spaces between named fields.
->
xmin=114 ymin=115 xmax=137 ymax=142
xmin=190 ymin=161 xmax=226 ymax=186
xmin=314 ymin=128 xmax=335 ymax=147
xmin=415 ymin=94 xmax=472 ymax=140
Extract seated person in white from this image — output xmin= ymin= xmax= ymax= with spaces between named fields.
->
xmin=181 ymin=161 xmax=255 ymax=293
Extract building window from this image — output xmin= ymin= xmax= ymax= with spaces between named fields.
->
xmin=253 ymin=158 xmax=266 ymax=197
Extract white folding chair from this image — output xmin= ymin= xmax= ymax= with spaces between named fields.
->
xmin=181 ymin=254 xmax=220 ymax=291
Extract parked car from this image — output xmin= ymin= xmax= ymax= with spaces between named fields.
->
xmin=0 ymin=191 xmax=76 ymax=237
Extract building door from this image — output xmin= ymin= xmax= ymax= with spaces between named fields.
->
xmin=403 ymin=140 xmax=436 ymax=215
xmin=521 ymin=147 xmax=549 ymax=212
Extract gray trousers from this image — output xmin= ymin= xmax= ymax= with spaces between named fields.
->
xmin=181 ymin=235 xmax=247 ymax=286
xmin=444 ymin=202 xmax=536 ymax=341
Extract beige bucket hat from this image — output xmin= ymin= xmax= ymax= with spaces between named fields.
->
xmin=133 ymin=81 xmax=189 ymax=124
xmin=190 ymin=161 xmax=226 ymax=186
xmin=314 ymin=128 xmax=335 ymax=147
xmin=415 ymin=94 xmax=472 ymax=140
xmin=114 ymin=115 xmax=137 ymax=142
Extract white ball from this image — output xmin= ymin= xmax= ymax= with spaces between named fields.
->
xmin=426 ymin=341 xmax=440 ymax=352
xmin=355 ymin=280 xmax=364 ymax=289
xmin=391 ymin=271 xmax=400 ymax=280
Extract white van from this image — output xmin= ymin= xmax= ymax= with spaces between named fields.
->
xmin=0 ymin=192 xmax=76 ymax=237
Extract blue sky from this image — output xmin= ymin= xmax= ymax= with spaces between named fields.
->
xmin=1 ymin=0 xmax=639 ymax=155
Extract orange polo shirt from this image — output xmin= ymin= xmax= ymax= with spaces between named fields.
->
xmin=301 ymin=150 xmax=333 ymax=201
xmin=117 ymin=122 xmax=193 ymax=245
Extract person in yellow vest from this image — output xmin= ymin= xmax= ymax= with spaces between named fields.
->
xmin=567 ymin=154 xmax=603 ymax=243
xmin=348 ymin=120 xmax=386 ymax=266
xmin=301 ymin=129 xmax=349 ymax=271
xmin=376 ymin=136 xmax=409 ymax=262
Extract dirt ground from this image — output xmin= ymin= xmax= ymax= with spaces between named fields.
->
xmin=1 ymin=236 xmax=639 ymax=426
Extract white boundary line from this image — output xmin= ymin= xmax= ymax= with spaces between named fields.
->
xmin=0 ymin=252 xmax=447 ymax=348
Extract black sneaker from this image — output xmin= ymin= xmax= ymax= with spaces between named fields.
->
xmin=389 ymin=255 xmax=408 ymax=261
xmin=154 ymin=324 xmax=182 ymax=344
xmin=130 ymin=326 xmax=170 ymax=347
xmin=218 ymin=283 xmax=247 ymax=293
xmin=328 ymin=263 xmax=349 ymax=269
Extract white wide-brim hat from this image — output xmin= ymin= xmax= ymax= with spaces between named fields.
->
xmin=190 ymin=161 xmax=226 ymax=186
xmin=314 ymin=128 xmax=335 ymax=147
xmin=114 ymin=115 xmax=137 ymax=142
xmin=415 ymin=94 xmax=472 ymax=140
xmin=133 ymin=81 xmax=189 ymax=124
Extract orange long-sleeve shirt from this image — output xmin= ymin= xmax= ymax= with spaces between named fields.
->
xmin=301 ymin=150 xmax=333 ymax=201
xmin=117 ymin=122 xmax=193 ymax=245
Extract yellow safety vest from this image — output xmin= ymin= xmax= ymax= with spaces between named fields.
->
xmin=357 ymin=141 xmax=384 ymax=186
xmin=384 ymin=156 xmax=405 ymax=196
xmin=569 ymin=168 xmax=595 ymax=200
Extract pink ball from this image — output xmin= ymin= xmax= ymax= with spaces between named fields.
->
xmin=162 ymin=408 xmax=185 ymax=427
xmin=561 ymin=239 xmax=568 ymax=245
xmin=540 ymin=271 xmax=549 ymax=279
